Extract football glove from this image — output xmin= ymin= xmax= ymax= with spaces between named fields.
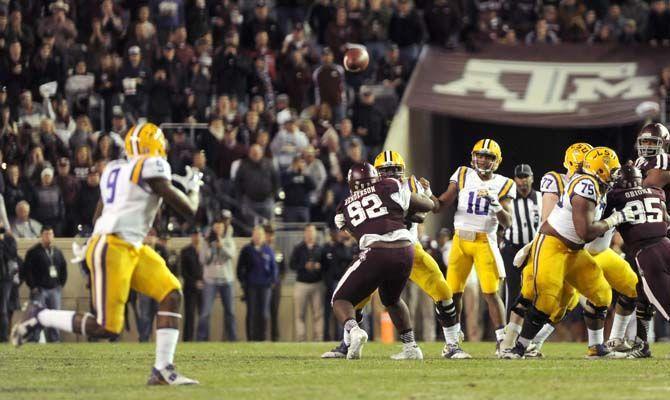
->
xmin=172 ymin=165 xmax=204 ymax=194
xmin=513 ymin=242 xmax=533 ymax=268
xmin=604 ymin=205 xmax=636 ymax=229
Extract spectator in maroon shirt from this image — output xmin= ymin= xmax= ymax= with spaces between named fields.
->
xmin=313 ymin=47 xmax=345 ymax=123
xmin=219 ymin=125 xmax=248 ymax=180
xmin=280 ymin=50 xmax=312 ymax=112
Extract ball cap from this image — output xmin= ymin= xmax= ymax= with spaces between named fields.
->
xmin=514 ymin=164 xmax=533 ymax=178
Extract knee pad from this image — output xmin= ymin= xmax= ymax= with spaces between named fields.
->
xmin=526 ymin=305 xmax=551 ymax=329
xmin=435 ymin=299 xmax=457 ymax=325
xmin=582 ymin=300 xmax=607 ymax=320
xmin=616 ymin=293 xmax=637 ymax=313
xmin=636 ymin=301 xmax=655 ymax=321
xmin=512 ymin=295 xmax=532 ymax=318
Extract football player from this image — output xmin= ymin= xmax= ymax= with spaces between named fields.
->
xmin=631 ymin=122 xmax=670 ymax=357
xmin=331 ymin=163 xmax=435 ymax=360
xmin=427 ymin=139 xmax=516 ymax=354
xmin=322 ymin=151 xmax=469 ymax=359
xmin=604 ymin=163 xmax=670 ymax=359
xmin=11 ymin=123 xmax=201 ymax=385
xmin=503 ymin=147 xmax=634 ymax=359
xmin=503 ymin=143 xmax=639 ymax=358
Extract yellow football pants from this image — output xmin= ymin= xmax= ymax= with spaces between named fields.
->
xmin=593 ymin=248 xmax=638 ymax=299
xmin=354 ymin=243 xmax=452 ymax=309
xmin=447 ymin=231 xmax=501 ymax=294
xmin=85 ymin=234 xmax=182 ymax=334
xmin=526 ymin=234 xmax=612 ymax=318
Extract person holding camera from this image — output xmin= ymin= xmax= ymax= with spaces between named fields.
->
xmin=22 ymin=226 xmax=67 ymax=342
xmin=196 ymin=211 xmax=237 ymax=341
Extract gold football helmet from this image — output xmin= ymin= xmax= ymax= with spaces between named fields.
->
xmin=124 ymin=122 xmax=168 ymax=158
xmin=471 ymin=139 xmax=502 ymax=174
xmin=374 ymin=150 xmax=406 ymax=179
xmin=563 ymin=143 xmax=593 ymax=175
xmin=582 ymin=147 xmax=621 ymax=186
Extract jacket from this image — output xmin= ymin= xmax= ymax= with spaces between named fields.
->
xmin=237 ymin=243 xmax=278 ymax=287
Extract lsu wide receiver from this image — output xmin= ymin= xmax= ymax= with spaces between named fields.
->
xmin=322 ymin=151 xmax=469 ymax=359
xmin=426 ymin=139 xmax=516 ymax=354
xmin=503 ymin=147 xmax=635 ymax=359
xmin=503 ymin=143 xmax=638 ymax=358
xmin=12 ymin=123 xmax=202 ymax=385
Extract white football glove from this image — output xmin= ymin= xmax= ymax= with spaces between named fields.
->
xmin=486 ymin=194 xmax=503 ymax=213
xmin=513 ymin=242 xmax=533 ymax=268
xmin=603 ymin=205 xmax=636 ymax=228
xmin=172 ymin=166 xmax=204 ymax=194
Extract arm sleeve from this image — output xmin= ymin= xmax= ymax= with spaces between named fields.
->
xmin=570 ymin=177 xmax=600 ymax=203
xmin=539 ymin=172 xmax=561 ymax=195
xmin=448 ymin=167 xmax=461 ymax=183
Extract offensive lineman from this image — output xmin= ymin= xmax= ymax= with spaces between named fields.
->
xmin=12 ymin=123 xmax=201 ymax=385
xmin=331 ymin=162 xmax=435 ymax=360
xmin=504 ymin=147 xmax=634 ymax=359
xmin=428 ymin=139 xmax=516 ymax=354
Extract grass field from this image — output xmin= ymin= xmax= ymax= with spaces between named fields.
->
xmin=2 ymin=342 xmax=670 ymax=400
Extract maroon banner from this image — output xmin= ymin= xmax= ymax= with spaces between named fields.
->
xmin=405 ymin=44 xmax=670 ymax=127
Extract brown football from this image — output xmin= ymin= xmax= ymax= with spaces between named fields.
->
xmin=343 ymin=45 xmax=370 ymax=72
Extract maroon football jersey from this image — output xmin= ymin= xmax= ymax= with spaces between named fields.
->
xmin=335 ymin=178 xmax=409 ymax=242
xmin=604 ymin=186 xmax=668 ymax=251
xmin=635 ymin=154 xmax=670 ymax=202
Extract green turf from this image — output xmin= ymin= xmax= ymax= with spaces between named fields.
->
xmin=1 ymin=342 xmax=670 ymax=400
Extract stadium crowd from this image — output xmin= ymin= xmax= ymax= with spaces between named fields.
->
xmin=1 ymin=0 xmax=670 ymax=345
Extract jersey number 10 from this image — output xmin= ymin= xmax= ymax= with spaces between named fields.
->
xmin=466 ymin=191 xmax=490 ymax=215
xmin=347 ymin=194 xmax=389 ymax=227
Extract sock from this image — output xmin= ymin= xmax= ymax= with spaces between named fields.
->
xmin=501 ymin=322 xmax=521 ymax=349
xmin=625 ymin=313 xmax=637 ymax=341
xmin=609 ymin=313 xmax=633 ymax=341
xmin=36 ymin=310 xmax=75 ymax=333
xmin=518 ymin=336 xmax=531 ymax=348
xmin=399 ymin=329 xmax=416 ymax=346
xmin=637 ymin=317 xmax=650 ymax=342
xmin=495 ymin=326 xmax=505 ymax=342
xmin=532 ymin=323 xmax=555 ymax=347
xmin=587 ymin=328 xmax=604 ymax=347
xmin=155 ymin=328 xmax=179 ymax=370
xmin=443 ymin=323 xmax=460 ymax=345
xmin=343 ymin=318 xmax=358 ymax=346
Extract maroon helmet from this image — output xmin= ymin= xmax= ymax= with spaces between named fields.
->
xmin=612 ymin=161 xmax=642 ymax=189
xmin=347 ymin=162 xmax=379 ymax=192
xmin=636 ymin=123 xmax=670 ymax=158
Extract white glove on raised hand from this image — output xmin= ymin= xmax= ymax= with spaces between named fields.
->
xmin=172 ymin=166 xmax=204 ymax=194
xmin=483 ymin=192 xmax=503 ymax=213
xmin=604 ymin=205 xmax=637 ymax=228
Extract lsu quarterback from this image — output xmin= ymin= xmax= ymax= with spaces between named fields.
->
xmin=502 ymin=143 xmax=638 ymax=358
xmin=426 ymin=139 xmax=516 ymax=354
xmin=503 ymin=147 xmax=635 ymax=359
xmin=322 ymin=151 xmax=469 ymax=359
xmin=11 ymin=123 xmax=201 ymax=385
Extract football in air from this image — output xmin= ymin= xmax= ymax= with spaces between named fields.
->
xmin=344 ymin=44 xmax=370 ymax=73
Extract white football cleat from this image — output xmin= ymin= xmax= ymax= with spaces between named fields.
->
xmin=605 ymin=338 xmax=633 ymax=353
xmin=346 ymin=327 xmax=368 ymax=360
xmin=11 ymin=302 xmax=44 ymax=347
xmin=524 ymin=342 xmax=544 ymax=358
xmin=391 ymin=344 xmax=424 ymax=360
xmin=442 ymin=344 xmax=472 ymax=359
xmin=147 ymin=364 xmax=199 ymax=385
xmin=321 ymin=342 xmax=348 ymax=359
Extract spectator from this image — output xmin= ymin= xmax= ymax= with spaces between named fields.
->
xmin=40 ymin=118 xmax=69 ymax=164
xmin=601 ymin=4 xmax=626 ymax=39
xmin=352 ymin=87 xmax=386 ymax=160
xmin=325 ymin=7 xmax=359 ymax=61
xmin=93 ymin=134 xmax=121 ymax=162
xmin=167 ymin=129 xmax=195 ymax=175
xmin=241 ymin=1 xmax=283 ymax=50
xmin=55 ymin=158 xmax=79 ymax=236
xmin=501 ymin=0 xmax=539 ymax=37
xmin=23 ymin=146 xmax=52 ymax=183
xmin=153 ymin=0 xmax=185 ymax=43
xmin=235 ymin=144 xmax=280 ymax=226
xmin=362 ymin=0 xmax=391 ymax=60
xmin=33 ymin=167 xmax=65 ymax=236
xmin=377 ymin=44 xmax=408 ymax=98
xmin=237 ymin=225 xmax=278 ymax=341
xmin=147 ymin=64 xmax=175 ymax=125
xmin=619 ymin=19 xmax=641 ymax=44
xmin=388 ymin=0 xmax=424 ymax=65
xmin=212 ymin=41 xmax=251 ymax=103
xmin=31 ymin=43 xmax=64 ymax=98
xmin=219 ymin=126 xmax=248 ymax=180
xmin=180 ymin=228 xmax=204 ymax=342
xmin=8 ymin=8 xmax=35 ymax=56
xmin=191 ymin=150 xmax=219 ymax=226
xmin=557 ymin=0 xmax=585 ymax=35
xmin=12 ymin=201 xmax=41 ymax=238
xmin=17 ymin=90 xmax=44 ymax=129
xmin=37 ymin=1 xmax=77 ymax=53
xmin=282 ymin=156 xmax=316 ymax=222
xmin=339 ymin=141 xmax=365 ymax=178
xmin=621 ymin=0 xmax=649 ymax=35
xmin=75 ymin=168 xmax=101 ymax=234
xmin=238 ymin=110 xmax=263 ymax=146
xmin=197 ymin=212 xmax=237 ymax=342
xmin=72 ymin=144 xmax=93 ymax=181
xmin=313 ymin=47 xmax=346 ymax=122
xmin=308 ymin=0 xmax=336 ymax=46
xmin=22 ymin=226 xmax=66 ymax=342
xmin=302 ymin=146 xmax=327 ymax=210
xmin=119 ymin=46 xmax=151 ymax=122
xmin=525 ymin=18 xmax=561 ymax=44
xmin=270 ymin=109 xmax=309 ymax=173
xmin=0 ymin=224 xmax=18 ymax=342
xmin=69 ymin=115 xmax=94 ymax=152
xmin=264 ymin=224 xmax=285 ymax=341
xmin=321 ymin=228 xmax=355 ymax=340
xmin=5 ymin=164 xmax=33 ymax=220
xmin=647 ymin=0 xmax=670 ymax=47
xmin=424 ymin=0 xmax=461 ymax=48
xmin=291 ymin=224 xmax=324 ymax=341
xmin=247 ymin=57 xmax=276 ymax=115
xmin=108 ymin=106 xmax=127 ymax=149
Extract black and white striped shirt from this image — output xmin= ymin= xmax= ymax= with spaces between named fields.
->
xmin=504 ymin=189 xmax=542 ymax=245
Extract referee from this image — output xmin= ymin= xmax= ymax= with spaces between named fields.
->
xmin=501 ymin=164 xmax=541 ymax=319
